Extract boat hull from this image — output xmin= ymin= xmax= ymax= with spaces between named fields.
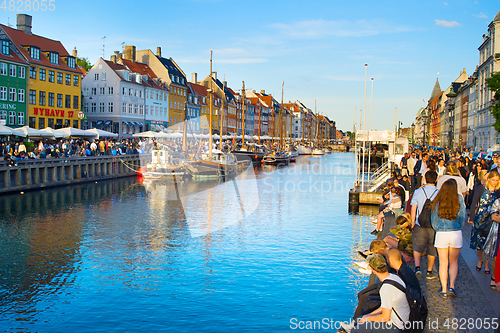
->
xmin=298 ymin=145 xmax=312 ymax=155
xmin=233 ymin=150 xmax=266 ymax=164
xmin=263 ymin=155 xmax=291 ymax=165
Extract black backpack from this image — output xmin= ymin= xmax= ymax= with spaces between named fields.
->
xmin=381 ymin=279 xmax=428 ymax=333
xmin=417 ymin=188 xmax=438 ymax=228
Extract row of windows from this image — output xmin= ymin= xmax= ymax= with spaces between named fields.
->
xmin=0 ymin=63 xmax=26 ymax=78
xmin=30 ymin=67 xmax=79 ymax=86
xmin=29 ymin=90 xmax=79 ymax=109
xmin=0 ymin=87 xmax=25 ymax=102
xmin=0 ymin=110 xmax=25 ymax=126
xmin=171 ymin=100 xmax=186 ymax=110
xmin=29 ymin=117 xmax=79 ymax=130
xmin=84 ymin=102 xmax=115 ymax=113
xmin=171 ymin=86 xmax=186 ymax=97
xmin=145 ymin=105 xmax=166 ymax=117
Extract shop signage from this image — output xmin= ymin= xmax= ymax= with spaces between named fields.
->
xmin=33 ymin=107 xmax=76 ymax=118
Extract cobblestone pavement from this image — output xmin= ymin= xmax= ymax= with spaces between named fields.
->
xmin=381 ymin=217 xmax=500 ymax=333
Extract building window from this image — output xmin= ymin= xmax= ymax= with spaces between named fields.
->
xmin=99 ymin=87 xmax=105 ymax=95
xmin=1 ymin=40 xmax=9 ymax=55
xmin=91 ymin=103 xmax=96 ymax=113
xmin=73 ymin=75 xmax=79 ymax=86
xmin=19 ymin=66 xmax=25 ymax=78
xmin=8 ymin=111 xmax=15 ymax=125
xmin=122 ymin=87 xmax=126 ymax=95
xmin=57 ymin=72 xmax=63 ymax=84
xmin=73 ymin=96 xmax=79 ymax=109
xmin=48 ymin=70 xmax=54 ymax=82
xmin=0 ymin=110 xmax=5 ymax=120
xmin=83 ymin=103 xmax=88 ymax=113
xmin=129 ymin=89 xmax=132 ymax=96
xmin=73 ymin=120 xmax=78 ymax=128
xmin=29 ymin=117 xmax=35 ymax=128
xmin=150 ymin=90 xmax=153 ymax=99
xmin=102 ymin=73 xmax=106 ymax=81
xmin=38 ymin=117 xmax=45 ymax=129
xmin=9 ymin=64 xmax=16 ymax=77
xmin=140 ymin=105 xmax=143 ymax=115
xmin=30 ymin=47 xmax=40 ymax=60
xmin=108 ymin=87 xmax=113 ymax=95
xmin=48 ymin=92 xmax=54 ymax=107
xmin=49 ymin=52 xmax=59 ymax=65
xmin=57 ymin=94 xmax=62 ymax=107
xmin=65 ymin=74 xmax=71 ymax=85
xmin=39 ymin=91 xmax=45 ymax=106
xmin=9 ymin=88 xmax=16 ymax=102
xmin=99 ymin=102 xmax=105 ymax=112
xmin=29 ymin=66 xmax=36 ymax=79
xmin=134 ymin=104 xmax=138 ymax=114
xmin=95 ymin=73 xmax=99 ymax=81
xmin=0 ymin=86 xmax=6 ymax=100
xmin=67 ymin=57 xmax=75 ymax=69
xmin=39 ymin=68 xmax=46 ymax=81
xmin=108 ymin=102 xmax=114 ymax=113
xmin=65 ymin=95 xmax=71 ymax=108
xmin=122 ymin=103 xmax=126 ymax=113
xmin=0 ymin=63 xmax=6 ymax=75
xmin=18 ymin=112 xmax=24 ymax=125
xmin=18 ymin=89 xmax=25 ymax=103
xmin=48 ymin=118 xmax=54 ymax=128
xmin=29 ymin=90 xmax=36 ymax=104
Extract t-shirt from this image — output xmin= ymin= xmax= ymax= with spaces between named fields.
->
xmin=410 ymin=185 xmax=439 ymax=225
xmin=380 ymin=274 xmax=410 ymax=329
xmin=436 ymin=175 xmax=468 ymax=195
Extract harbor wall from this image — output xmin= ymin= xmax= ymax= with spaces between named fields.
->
xmin=0 ymin=155 xmax=145 ymax=195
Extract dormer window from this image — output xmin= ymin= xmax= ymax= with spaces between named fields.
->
xmin=67 ymin=56 xmax=75 ymax=68
xmin=30 ymin=47 xmax=40 ymax=60
xmin=49 ymin=52 xmax=59 ymax=65
xmin=1 ymin=40 xmax=9 ymax=55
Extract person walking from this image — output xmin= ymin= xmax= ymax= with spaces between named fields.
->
xmin=411 ymin=170 xmax=439 ymax=280
xmin=430 ymin=179 xmax=466 ymax=298
xmin=469 ymin=170 xmax=500 ymax=275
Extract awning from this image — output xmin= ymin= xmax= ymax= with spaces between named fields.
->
xmin=132 ymin=122 xmax=138 ymax=127
xmin=138 ymin=122 xmax=144 ymax=128
xmin=122 ymin=121 xmax=131 ymax=127
xmin=104 ymin=120 xmax=112 ymax=126
xmin=96 ymin=120 xmax=103 ymax=126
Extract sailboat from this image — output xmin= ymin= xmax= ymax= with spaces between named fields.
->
xmin=186 ymin=51 xmax=237 ymax=179
xmin=312 ymin=108 xmax=324 ymax=155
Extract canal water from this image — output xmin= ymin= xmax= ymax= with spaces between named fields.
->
xmin=0 ymin=153 xmax=378 ymax=332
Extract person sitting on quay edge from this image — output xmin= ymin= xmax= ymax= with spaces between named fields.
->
xmin=3 ymin=152 xmax=16 ymax=166
xmin=384 ymin=213 xmax=413 ymax=262
xmin=372 ymin=187 xmax=402 ymax=235
xmin=340 ymin=254 xmax=410 ymax=333
xmin=411 ymin=170 xmax=439 ymax=280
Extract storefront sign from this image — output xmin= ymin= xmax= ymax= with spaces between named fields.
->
xmin=0 ymin=103 xmax=16 ymax=110
xmin=33 ymin=107 xmax=76 ymax=118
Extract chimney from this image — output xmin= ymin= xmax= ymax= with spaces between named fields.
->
xmin=156 ymin=47 xmax=162 ymax=57
xmin=261 ymin=90 xmax=265 ymax=94
xmin=16 ymin=14 xmax=32 ymax=35
xmin=72 ymin=47 xmax=78 ymax=58
xmin=123 ymin=45 xmax=136 ymax=62
xmin=111 ymin=51 xmax=121 ymax=64
xmin=211 ymin=71 xmax=217 ymax=80
xmin=191 ymin=73 xmax=197 ymax=84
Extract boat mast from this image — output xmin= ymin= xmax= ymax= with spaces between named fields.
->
xmin=258 ymin=99 xmax=261 ymax=144
xmin=241 ymin=81 xmax=245 ymax=146
xmin=280 ymin=81 xmax=284 ymax=149
xmin=208 ymin=50 xmax=213 ymax=159
xmin=219 ymin=79 xmax=225 ymax=151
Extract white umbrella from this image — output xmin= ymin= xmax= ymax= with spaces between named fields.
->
xmin=132 ymin=131 xmax=169 ymax=138
xmin=56 ymin=127 xmax=98 ymax=138
xmin=18 ymin=126 xmax=54 ymax=138
xmin=40 ymin=127 xmax=69 ymax=139
xmin=85 ymin=128 xmax=119 ymax=139
xmin=0 ymin=125 xmax=27 ymax=137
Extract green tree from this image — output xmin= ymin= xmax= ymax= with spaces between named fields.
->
xmin=77 ymin=57 xmax=93 ymax=72
xmin=486 ymin=71 xmax=500 ymax=132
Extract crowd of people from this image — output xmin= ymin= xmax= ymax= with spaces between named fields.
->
xmin=340 ymin=146 xmax=500 ymax=333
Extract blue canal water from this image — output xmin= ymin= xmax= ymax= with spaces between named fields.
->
xmin=0 ymin=153 xmax=379 ymax=332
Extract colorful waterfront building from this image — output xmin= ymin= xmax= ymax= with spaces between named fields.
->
xmin=186 ymin=82 xmax=201 ymax=133
xmin=1 ymin=14 xmax=82 ymax=130
xmin=476 ymin=10 xmax=500 ymax=150
xmin=120 ymin=57 xmax=169 ymax=132
xmin=135 ymin=47 xmax=187 ymax=130
xmin=0 ymin=32 xmax=28 ymax=127
xmin=200 ymin=73 xmax=236 ymax=135
xmin=82 ymin=58 xmax=146 ymax=138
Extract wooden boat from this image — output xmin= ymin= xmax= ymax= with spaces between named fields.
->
xmin=233 ymin=143 xmax=267 ymax=164
xmin=141 ymin=148 xmax=186 ymax=180
xmin=298 ymin=144 xmax=312 ymax=155
xmin=263 ymin=151 xmax=291 ymax=165
xmin=186 ymin=149 xmax=238 ymax=179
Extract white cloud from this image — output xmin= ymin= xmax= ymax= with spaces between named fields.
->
xmin=272 ymin=19 xmax=413 ymax=39
xmin=475 ymin=12 xmax=488 ymax=18
xmin=443 ymin=2 xmax=448 ymax=5
xmin=434 ymin=19 xmax=460 ymax=28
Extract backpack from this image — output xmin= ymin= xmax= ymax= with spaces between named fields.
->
xmin=417 ymin=188 xmax=438 ymax=228
xmin=381 ymin=279 xmax=428 ymax=333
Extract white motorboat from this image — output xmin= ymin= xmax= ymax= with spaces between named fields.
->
xmin=312 ymin=148 xmax=325 ymax=155
xmin=298 ymin=145 xmax=312 ymax=155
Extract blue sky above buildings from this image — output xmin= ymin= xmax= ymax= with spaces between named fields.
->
xmin=1 ymin=0 xmax=498 ymax=131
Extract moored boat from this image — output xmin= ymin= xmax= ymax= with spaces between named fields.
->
xmin=312 ymin=148 xmax=325 ymax=155
xmin=141 ymin=148 xmax=186 ymax=180
xmin=298 ymin=144 xmax=312 ymax=155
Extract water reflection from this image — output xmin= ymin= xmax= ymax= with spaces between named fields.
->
xmin=0 ymin=154 xmax=381 ymax=332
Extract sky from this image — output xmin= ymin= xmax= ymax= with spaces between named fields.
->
xmin=1 ymin=0 xmax=499 ymax=132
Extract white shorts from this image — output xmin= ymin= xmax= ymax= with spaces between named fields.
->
xmin=434 ymin=230 xmax=463 ymax=248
